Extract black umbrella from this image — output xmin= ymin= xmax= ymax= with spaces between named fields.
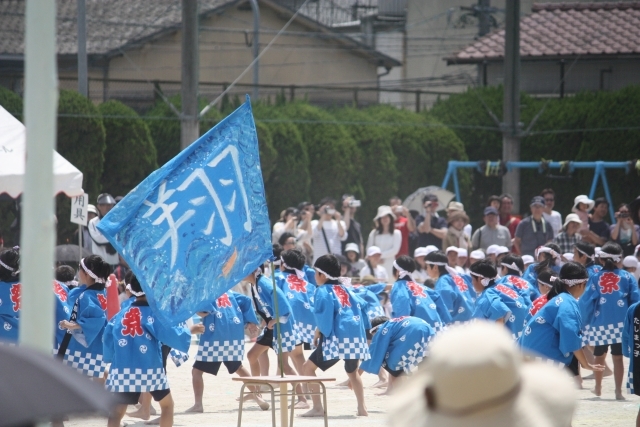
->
xmin=55 ymin=244 xmax=92 ymax=263
xmin=0 ymin=344 xmax=116 ymax=427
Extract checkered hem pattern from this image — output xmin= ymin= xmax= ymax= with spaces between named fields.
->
xmin=272 ymin=328 xmax=299 ymax=354
xmin=396 ymin=340 xmax=428 ymax=373
xmin=106 ymin=367 xmax=168 ymax=392
xmin=196 ymin=340 xmax=244 ymax=362
xmin=532 ymin=356 xmax=564 ymax=369
xmin=368 ymin=307 xmax=385 ymax=320
xmin=628 ymin=371 xmax=635 ymax=395
xmin=322 ymin=336 xmax=370 ymax=361
xmin=294 ymin=322 xmax=316 ymax=346
xmin=62 ymin=350 xmax=105 ymax=378
xmin=584 ymin=322 xmax=624 ymax=346
xmin=169 ymin=349 xmax=189 ymax=367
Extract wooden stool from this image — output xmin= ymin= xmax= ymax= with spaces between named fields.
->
xmin=233 ymin=375 xmax=335 ymax=427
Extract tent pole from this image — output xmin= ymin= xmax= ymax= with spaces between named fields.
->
xmin=19 ymin=0 xmax=57 ymax=353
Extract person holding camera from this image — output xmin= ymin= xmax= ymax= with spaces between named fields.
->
xmin=311 ymin=197 xmax=347 ymax=263
xmin=415 ymin=195 xmax=448 ymax=249
xmin=341 ymin=194 xmax=364 ymax=256
xmin=272 ymin=207 xmax=307 ymax=245
xmin=610 ymin=203 xmax=640 ymax=256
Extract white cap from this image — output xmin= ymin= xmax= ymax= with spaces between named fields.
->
xmin=563 ymin=253 xmax=574 ymax=262
xmin=522 ymin=255 xmax=534 ymax=265
xmin=486 ymin=245 xmax=501 ymax=256
xmin=366 ymin=246 xmax=382 ymax=257
xmin=470 ymin=250 xmax=485 ymax=260
xmin=496 ymin=246 xmax=509 ymax=255
xmin=414 ymin=247 xmax=429 ymax=258
xmin=424 ymin=245 xmax=439 ymax=256
xmin=445 ymin=246 xmax=459 ymax=254
xmin=457 ymin=248 xmax=468 ymax=258
xmin=573 ymin=195 xmax=595 ymax=211
xmin=344 ymin=243 xmax=360 ymax=254
xmin=624 ymin=256 xmax=639 ymax=269
xmin=595 ymin=247 xmax=602 ymax=257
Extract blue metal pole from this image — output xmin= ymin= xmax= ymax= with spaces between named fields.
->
xmin=598 ymin=167 xmax=616 ymax=223
xmin=441 ymin=162 xmax=453 ymax=190
xmin=588 ymin=162 xmax=601 ymax=200
xmin=453 ymin=169 xmax=461 ymax=202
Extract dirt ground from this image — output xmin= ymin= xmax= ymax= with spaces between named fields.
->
xmin=66 ymin=343 xmax=639 ymax=427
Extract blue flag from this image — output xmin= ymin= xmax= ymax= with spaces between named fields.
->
xmin=97 ymin=97 xmax=271 ymax=325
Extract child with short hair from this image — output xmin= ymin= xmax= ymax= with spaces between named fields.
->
xmin=186 ymin=290 xmax=265 ymax=413
xmin=103 ymin=273 xmax=191 ymax=427
xmin=302 ymin=254 xmax=370 ymax=417
xmin=425 ymin=251 xmax=473 ymax=323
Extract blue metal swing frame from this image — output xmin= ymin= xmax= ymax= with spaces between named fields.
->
xmin=441 ymin=161 xmax=634 ymax=223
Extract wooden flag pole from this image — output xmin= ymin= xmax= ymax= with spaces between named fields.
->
xmin=270 ymin=260 xmax=288 ymax=427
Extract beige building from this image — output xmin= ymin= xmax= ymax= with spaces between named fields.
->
xmin=0 ymin=0 xmax=399 ymax=108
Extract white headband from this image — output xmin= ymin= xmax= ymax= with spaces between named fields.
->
xmin=470 ymin=271 xmax=495 ymax=287
xmin=598 ymin=251 xmax=622 ymax=262
xmin=80 ymin=258 xmax=105 ymax=284
xmin=281 ymin=259 xmax=305 ymax=280
xmin=272 ymin=260 xmax=282 ymax=266
xmin=575 ymin=247 xmax=593 ymax=259
xmin=550 ymin=276 xmax=588 ymax=287
xmin=501 ymin=262 xmax=522 ymax=275
xmin=0 ymin=259 xmax=19 ymax=276
xmin=426 ymin=260 xmax=448 ymax=266
xmin=125 ymin=283 xmax=145 ymax=297
xmin=537 ymin=278 xmax=554 ymax=288
xmin=393 ymin=260 xmax=413 ymax=279
xmin=535 ymin=247 xmax=560 ymax=260
xmin=315 ymin=267 xmax=351 ymax=286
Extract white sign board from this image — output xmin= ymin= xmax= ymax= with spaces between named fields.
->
xmin=70 ymin=193 xmax=89 ymax=226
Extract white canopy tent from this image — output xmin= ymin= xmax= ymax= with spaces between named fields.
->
xmin=0 ymin=105 xmax=83 ymax=198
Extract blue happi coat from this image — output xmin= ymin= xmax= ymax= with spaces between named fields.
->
xmin=434 ymin=274 xmax=473 ymax=322
xmin=351 ymin=285 xmax=385 ymax=320
xmin=313 ymin=282 xmax=370 ymax=361
xmin=390 ymin=279 xmax=445 ymax=332
xmin=53 ymin=281 xmax=71 ymax=350
xmin=623 ymin=302 xmax=640 ymax=394
xmin=119 ymin=295 xmax=135 ymax=313
xmin=254 ymin=274 xmax=298 ymax=353
xmin=496 ymin=274 xmax=538 ymax=304
xmin=519 ymin=293 xmax=583 ymax=365
xmin=473 ymin=282 xmax=529 ymax=339
xmin=0 ymin=280 xmax=21 ymax=344
xmin=361 ymin=316 xmax=434 ymax=374
xmin=304 ymin=265 xmax=317 ymax=286
xmin=104 ymin=300 xmax=191 ymax=392
xmin=196 ymin=291 xmax=258 ymax=362
xmin=580 ymin=268 xmax=640 ymax=346
xmin=277 ymin=270 xmax=317 ymax=344
xmin=523 ymin=263 xmax=561 ymax=288
xmin=425 ymin=288 xmax=452 ymax=325
xmin=62 ymin=283 xmax=108 ymax=377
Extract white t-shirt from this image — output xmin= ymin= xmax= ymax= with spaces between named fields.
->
xmin=312 ymin=219 xmax=347 ymax=262
xmin=359 ymin=264 xmax=389 ymax=282
xmin=543 ymin=211 xmax=563 ymax=237
xmin=87 ymin=216 xmax=119 ymax=265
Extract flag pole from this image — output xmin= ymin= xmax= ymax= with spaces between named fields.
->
xmin=270 ymin=260 xmax=288 ymax=427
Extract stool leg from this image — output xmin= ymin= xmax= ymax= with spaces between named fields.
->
xmin=268 ymin=385 xmax=276 ymax=427
xmin=289 ymin=382 xmax=297 ymax=427
xmin=237 ymin=383 xmax=247 ymax=427
xmin=319 ymin=382 xmax=328 ymax=427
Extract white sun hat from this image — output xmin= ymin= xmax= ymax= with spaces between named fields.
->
xmin=572 ymin=195 xmax=595 ymax=212
xmin=389 ymin=321 xmax=576 ymax=427
xmin=521 ymin=255 xmax=534 ymax=265
xmin=414 ymin=247 xmax=429 ymax=258
xmin=366 ymin=246 xmax=382 ymax=257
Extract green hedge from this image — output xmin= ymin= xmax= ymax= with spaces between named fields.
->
xmin=0 ymin=86 xmax=22 ymax=120
xmin=98 ymin=100 xmax=158 ymax=197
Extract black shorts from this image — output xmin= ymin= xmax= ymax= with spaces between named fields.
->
xmin=383 ymin=365 xmax=404 ymax=378
xmin=161 ymin=344 xmax=171 ymax=370
xmin=303 ymin=342 xmax=311 ymax=351
xmin=256 ymin=327 xmax=274 ymax=347
xmin=114 ymin=389 xmax=171 ymax=405
xmin=566 ymin=356 xmax=580 ymax=377
xmin=594 ymin=343 xmax=623 ymax=357
xmin=307 ymin=339 xmax=359 ymax=374
xmin=193 ymin=360 xmax=242 ymax=376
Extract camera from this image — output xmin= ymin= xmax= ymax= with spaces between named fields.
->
xmin=324 ymin=207 xmax=336 ymax=215
xmin=349 ymin=200 xmax=361 ymax=208
xmin=620 ymin=212 xmax=630 ymax=218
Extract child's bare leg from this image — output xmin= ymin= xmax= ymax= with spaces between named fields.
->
xmin=247 ymin=343 xmax=269 ymax=376
xmin=300 ymin=360 xmax=324 ymax=417
xmin=185 ymin=368 xmax=204 ymax=412
xmin=593 ymin=354 xmax=607 ymax=396
xmin=288 ymin=346 xmax=309 ymax=406
xmin=128 ymin=392 xmax=152 ymax=419
xmin=108 ymin=404 xmax=128 ymax=427
xmin=371 ymin=368 xmax=388 ymax=388
xmin=636 ymin=408 xmax=640 ymax=427
xmin=258 ymin=349 xmax=270 ymax=375
xmin=157 ymin=393 xmax=174 ymax=427
xmin=235 ymin=365 xmax=270 ymax=410
xmin=346 ymin=363 xmax=368 ymax=416
xmin=613 ymin=355 xmax=625 ymax=400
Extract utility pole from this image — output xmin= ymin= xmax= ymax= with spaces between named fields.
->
xmin=181 ymin=0 xmax=199 ymax=150
xmin=77 ymin=0 xmax=88 ymax=96
xmin=249 ymin=0 xmax=260 ymax=100
xmin=478 ymin=0 xmax=491 ymax=37
xmin=502 ymin=0 xmax=521 ymax=211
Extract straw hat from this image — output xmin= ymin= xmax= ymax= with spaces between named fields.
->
xmin=389 ymin=322 xmax=576 ymax=427
xmin=563 ymin=213 xmax=582 ymax=228
xmin=447 ymin=210 xmax=469 ymax=226
xmin=374 ymin=205 xmax=396 ymax=221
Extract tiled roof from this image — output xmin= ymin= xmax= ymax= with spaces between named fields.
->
xmin=0 ymin=0 xmax=384 ymax=57
xmin=447 ymin=2 xmax=640 ymax=64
